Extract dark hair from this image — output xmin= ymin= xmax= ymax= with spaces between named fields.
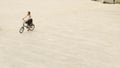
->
xmin=28 ymin=11 xmax=31 ymax=15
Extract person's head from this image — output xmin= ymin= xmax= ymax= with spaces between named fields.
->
xmin=27 ymin=11 xmax=31 ymax=15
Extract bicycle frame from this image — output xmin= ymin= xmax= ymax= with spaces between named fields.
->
xmin=22 ymin=19 xmax=30 ymax=29
xmin=19 ymin=19 xmax=35 ymax=33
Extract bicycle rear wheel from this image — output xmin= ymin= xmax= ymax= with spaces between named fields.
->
xmin=19 ymin=27 xmax=24 ymax=33
xmin=29 ymin=24 xmax=35 ymax=31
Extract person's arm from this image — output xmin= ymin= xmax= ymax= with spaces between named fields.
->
xmin=23 ymin=15 xmax=28 ymax=20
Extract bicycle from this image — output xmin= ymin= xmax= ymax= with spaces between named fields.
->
xmin=19 ymin=19 xmax=35 ymax=33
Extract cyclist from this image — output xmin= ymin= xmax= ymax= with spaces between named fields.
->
xmin=23 ymin=11 xmax=33 ymax=31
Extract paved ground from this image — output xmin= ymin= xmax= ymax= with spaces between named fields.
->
xmin=0 ymin=0 xmax=120 ymax=68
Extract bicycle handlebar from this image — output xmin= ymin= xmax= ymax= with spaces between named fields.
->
xmin=22 ymin=18 xmax=26 ymax=22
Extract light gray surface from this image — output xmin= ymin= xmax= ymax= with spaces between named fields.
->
xmin=0 ymin=0 xmax=120 ymax=68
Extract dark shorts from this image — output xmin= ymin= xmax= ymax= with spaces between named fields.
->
xmin=26 ymin=19 xmax=33 ymax=26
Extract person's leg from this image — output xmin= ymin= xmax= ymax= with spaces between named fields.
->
xmin=27 ymin=19 xmax=32 ymax=26
xmin=25 ymin=20 xmax=30 ymax=31
xmin=29 ymin=19 xmax=33 ymax=26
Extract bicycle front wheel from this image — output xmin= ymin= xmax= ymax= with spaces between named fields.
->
xmin=19 ymin=27 xmax=24 ymax=33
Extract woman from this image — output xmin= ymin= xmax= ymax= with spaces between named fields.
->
xmin=23 ymin=11 xmax=33 ymax=31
